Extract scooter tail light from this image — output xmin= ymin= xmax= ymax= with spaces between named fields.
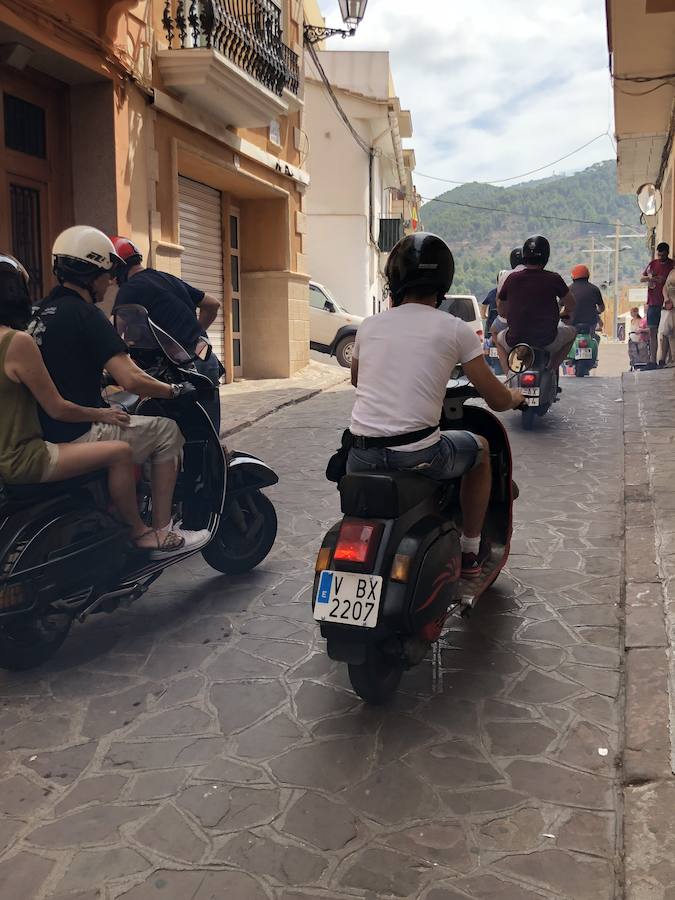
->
xmin=315 ymin=546 xmax=332 ymax=572
xmin=476 ymin=329 xmax=484 ymax=339
xmin=578 ymin=339 xmax=589 ymax=348
xmin=521 ymin=373 xmax=537 ymax=387
xmin=333 ymin=520 xmax=382 ymax=566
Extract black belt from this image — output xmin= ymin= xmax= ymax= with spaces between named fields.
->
xmin=349 ymin=426 xmax=437 ymax=451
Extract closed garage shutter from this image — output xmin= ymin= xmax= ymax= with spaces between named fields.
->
xmin=178 ymin=176 xmax=224 ymax=362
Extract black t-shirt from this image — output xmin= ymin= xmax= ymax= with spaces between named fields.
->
xmin=570 ymin=279 xmax=604 ymax=327
xmin=115 ymin=269 xmax=205 ymax=350
xmin=28 ymin=287 xmax=127 ymax=443
xmin=499 ymin=267 xmax=570 ymax=346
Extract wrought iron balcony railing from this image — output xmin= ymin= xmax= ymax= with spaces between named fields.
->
xmin=162 ymin=0 xmax=300 ymax=98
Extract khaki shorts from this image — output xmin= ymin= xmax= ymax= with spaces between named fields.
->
xmin=39 ymin=442 xmax=60 ymax=482
xmin=497 ymin=323 xmax=576 ymax=355
xmin=73 ymin=415 xmax=184 ymax=465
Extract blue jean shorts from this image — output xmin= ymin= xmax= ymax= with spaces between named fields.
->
xmin=647 ymin=305 xmax=662 ymax=329
xmin=347 ymin=431 xmax=483 ymax=481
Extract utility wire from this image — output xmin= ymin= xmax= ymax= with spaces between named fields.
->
xmin=415 ymin=133 xmax=612 ymax=186
xmin=419 ymin=194 xmax=642 ymax=230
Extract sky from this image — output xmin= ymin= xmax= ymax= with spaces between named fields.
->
xmin=317 ymin=0 xmax=616 ymax=197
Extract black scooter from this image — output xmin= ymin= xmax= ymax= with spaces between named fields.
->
xmin=0 ymin=304 xmax=278 ymax=670
xmin=508 ymin=344 xmax=557 ymax=430
xmin=312 ymin=361 xmax=524 ymax=704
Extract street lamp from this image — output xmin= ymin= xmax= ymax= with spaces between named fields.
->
xmin=304 ymin=0 xmax=369 ymax=44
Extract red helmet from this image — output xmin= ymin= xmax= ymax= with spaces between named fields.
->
xmin=110 ymin=236 xmax=143 ymax=266
xmin=571 ymin=264 xmax=590 ymax=280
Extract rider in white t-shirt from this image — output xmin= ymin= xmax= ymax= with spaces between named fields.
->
xmin=348 ymin=233 xmax=523 ymax=579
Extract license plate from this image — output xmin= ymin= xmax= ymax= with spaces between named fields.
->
xmin=525 ymin=397 xmax=539 ymax=406
xmin=521 ymin=387 xmax=540 ymax=396
xmin=489 ymin=347 xmax=499 ymax=357
xmin=576 ymin=348 xmax=593 ymax=359
xmin=314 ymin=570 xmax=382 ymax=628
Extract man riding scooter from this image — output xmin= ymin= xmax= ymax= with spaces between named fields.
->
xmin=495 ymin=235 xmax=576 ymax=389
xmin=111 ymin=236 xmax=224 ymax=431
xmin=29 ymin=226 xmax=208 ymax=555
xmin=347 ymin=232 xmax=524 ymax=579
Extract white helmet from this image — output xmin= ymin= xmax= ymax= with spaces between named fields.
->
xmin=52 ymin=226 xmax=123 ymax=295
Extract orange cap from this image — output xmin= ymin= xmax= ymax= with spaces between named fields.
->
xmin=571 ymin=264 xmax=590 ymax=280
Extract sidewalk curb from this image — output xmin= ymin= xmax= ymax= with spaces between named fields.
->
xmin=220 ymin=372 xmax=349 ymax=439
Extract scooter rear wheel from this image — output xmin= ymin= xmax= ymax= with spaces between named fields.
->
xmin=521 ymin=406 xmax=536 ymax=430
xmin=0 ymin=613 xmax=72 ymax=671
xmin=348 ymin=645 xmax=404 ymax=704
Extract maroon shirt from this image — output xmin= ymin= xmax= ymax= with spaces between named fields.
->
xmin=643 ymin=258 xmax=674 ymax=307
xmin=498 ymin=267 xmax=569 ymax=346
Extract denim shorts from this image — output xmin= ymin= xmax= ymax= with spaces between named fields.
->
xmin=347 ymin=431 xmax=482 ymax=481
xmin=647 ymin=305 xmax=662 ymax=329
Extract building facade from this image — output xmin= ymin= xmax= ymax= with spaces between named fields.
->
xmin=0 ymin=0 xmax=313 ymax=380
xmin=303 ymin=50 xmax=417 ymax=318
xmin=606 ymin=0 xmax=675 ymax=252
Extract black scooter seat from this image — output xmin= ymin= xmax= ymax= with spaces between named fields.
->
xmin=339 ymin=472 xmax=442 ymax=518
xmin=1 ymin=470 xmax=107 ymax=509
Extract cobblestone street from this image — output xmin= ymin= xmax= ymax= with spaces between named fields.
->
xmin=0 ymin=373 xmax=625 ymax=900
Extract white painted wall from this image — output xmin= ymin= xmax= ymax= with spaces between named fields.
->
xmin=304 ymin=50 xmax=410 ymax=318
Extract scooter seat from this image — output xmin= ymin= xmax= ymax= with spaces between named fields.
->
xmin=0 ymin=470 xmax=107 ymax=510
xmin=339 ymin=472 xmax=442 ymax=518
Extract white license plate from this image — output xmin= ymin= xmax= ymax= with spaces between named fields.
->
xmin=521 ymin=387 xmax=540 ymax=396
xmin=576 ymin=348 xmax=593 ymax=359
xmin=525 ymin=396 xmax=539 ymax=406
xmin=314 ymin=570 xmax=382 ymax=628
xmin=489 ymin=347 xmax=499 ymax=357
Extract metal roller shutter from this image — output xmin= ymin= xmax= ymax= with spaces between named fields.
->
xmin=178 ymin=176 xmax=224 ymax=362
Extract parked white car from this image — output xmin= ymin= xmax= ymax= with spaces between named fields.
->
xmin=309 ymin=280 xmax=364 ymax=368
xmin=438 ymin=294 xmax=485 ymax=341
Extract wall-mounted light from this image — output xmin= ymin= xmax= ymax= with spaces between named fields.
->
xmin=304 ymin=0 xmax=369 ymax=45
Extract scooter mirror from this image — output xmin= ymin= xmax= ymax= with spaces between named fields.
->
xmin=508 ymin=344 xmax=535 ymax=373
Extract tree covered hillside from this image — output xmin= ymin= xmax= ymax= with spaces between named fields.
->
xmin=420 ymin=160 xmax=648 ymax=302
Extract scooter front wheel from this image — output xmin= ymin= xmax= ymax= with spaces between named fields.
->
xmin=202 ymin=490 xmax=277 ymax=574
xmin=348 ymin=645 xmax=404 ymax=705
xmin=0 ymin=612 xmax=72 ymax=671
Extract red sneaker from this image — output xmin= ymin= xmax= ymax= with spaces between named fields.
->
xmin=461 ymin=552 xmax=482 ymax=579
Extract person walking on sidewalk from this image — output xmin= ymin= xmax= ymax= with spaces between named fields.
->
xmin=111 ymin=237 xmax=224 ymax=431
xmin=641 ymin=242 xmax=674 ymax=368
xmin=658 ymin=267 xmax=675 ymax=366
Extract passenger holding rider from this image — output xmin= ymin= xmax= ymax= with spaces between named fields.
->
xmin=0 ymin=254 xmax=157 ymax=546
xmin=347 ymin=233 xmax=524 ymax=579
xmin=29 ymin=226 xmax=207 ymax=556
xmin=495 ymin=235 xmax=576 ymax=380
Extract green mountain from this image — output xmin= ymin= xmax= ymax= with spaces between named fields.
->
xmin=420 ymin=160 xmax=648 ymax=302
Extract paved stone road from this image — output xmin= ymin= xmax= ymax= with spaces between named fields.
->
xmin=0 ymin=375 xmax=624 ymax=900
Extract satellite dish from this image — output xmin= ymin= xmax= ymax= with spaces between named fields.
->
xmin=637 ymin=183 xmax=662 ymax=216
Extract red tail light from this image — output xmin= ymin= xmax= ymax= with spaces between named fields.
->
xmin=333 ymin=520 xmax=382 ymax=566
xmin=578 ymin=339 xmax=588 ymax=348
xmin=521 ymin=373 xmax=537 ymax=387
xmin=476 ymin=329 xmax=484 ymax=339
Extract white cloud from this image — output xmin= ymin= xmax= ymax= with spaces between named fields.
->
xmin=317 ymin=0 xmax=614 ymax=194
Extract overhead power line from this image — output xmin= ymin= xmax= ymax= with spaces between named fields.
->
xmin=419 ymin=194 xmax=642 ymax=231
xmin=415 ymin=133 xmax=613 ymax=186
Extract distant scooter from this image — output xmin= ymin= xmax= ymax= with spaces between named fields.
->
xmin=508 ymin=344 xmax=557 ymax=430
xmin=567 ymin=324 xmax=598 ymax=377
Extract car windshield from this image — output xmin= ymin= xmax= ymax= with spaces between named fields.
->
xmin=114 ymin=304 xmax=194 ymax=365
xmin=438 ymin=297 xmax=477 ymax=322
xmin=312 ymin=283 xmax=352 ymax=315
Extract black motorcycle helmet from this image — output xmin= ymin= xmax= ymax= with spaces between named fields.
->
xmin=509 ymin=247 xmax=523 ymax=269
xmin=0 ymin=254 xmax=32 ymax=329
xmin=386 ymin=232 xmax=455 ymax=307
xmin=522 ymin=235 xmax=550 ymax=267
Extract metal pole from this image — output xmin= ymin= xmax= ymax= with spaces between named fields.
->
xmin=590 ymin=235 xmax=595 ymax=282
xmin=613 ymin=220 xmax=620 ymax=340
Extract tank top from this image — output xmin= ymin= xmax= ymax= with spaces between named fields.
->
xmin=0 ymin=330 xmax=50 ymax=484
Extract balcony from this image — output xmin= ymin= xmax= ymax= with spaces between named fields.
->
xmin=158 ymin=0 xmax=301 ymax=129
